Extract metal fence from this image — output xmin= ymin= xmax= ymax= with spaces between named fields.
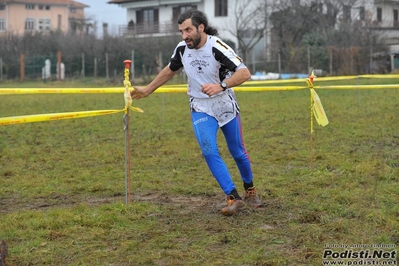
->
xmin=0 ymin=45 xmax=394 ymax=82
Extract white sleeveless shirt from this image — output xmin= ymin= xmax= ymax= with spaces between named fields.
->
xmin=168 ymin=35 xmax=247 ymax=126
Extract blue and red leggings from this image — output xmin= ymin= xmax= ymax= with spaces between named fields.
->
xmin=191 ymin=112 xmax=253 ymax=195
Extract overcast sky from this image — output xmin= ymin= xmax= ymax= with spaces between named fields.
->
xmin=80 ymin=0 xmax=127 ymax=36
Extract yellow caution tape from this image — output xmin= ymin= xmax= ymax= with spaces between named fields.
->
xmin=123 ymin=86 xmax=144 ymax=113
xmin=0 ymin=106 xmax=143 ymax=126
xmin=232 ymin=86 xmax=305 ymax=91
xmin=306 ymin=73 xmax=329 ymax=127
xmin=2 ymin=83 xmax=399 ymax=95
xmin=358 ymin=74 xmax=399 ymax=79
xmin=155 ymin=86 xmax=305 ymax=93
xmin=310 ymin=88 xmax=329 ymax=127
xmin=130 ymin=106 xmax=143 ymax=113
xmin=124 ymin=86 xmax=133 ymax=111
xmin=0 ymin=84 xmax=144 ymax=126
xmin=315 ymin=84 xmax=399 ymax=90
xmin=0 ymin=109 xmax=123 ymax=126
xmin=0 ymin=88 xmax=125 ymax=95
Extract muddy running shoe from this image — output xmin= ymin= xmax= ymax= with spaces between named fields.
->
xmin=244 ymin=187 xmax=261 ymax=208
xmin=221 ymin=195 xmax=246 ymax=216
xmin=0 ymin=239 xmax=7 ymax=266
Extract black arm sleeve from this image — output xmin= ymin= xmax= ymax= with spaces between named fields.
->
xmin=169 ymin=45 xmax=185 ymax=71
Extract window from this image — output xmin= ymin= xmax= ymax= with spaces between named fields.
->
xmin=144 ymin=10 xmax=154 ymax=24
xmin=172 ymin=5 xmax=197 ymax=23
xmin=343 ymin=5 xmax=351 ymax=22
xmin=70 ymin=8 xmax=76 ymax=13
xmin=45 ymin=5 xmax=50 ymax=10
xmin=359 ymin=6 xmax=365 ymax=21
xmin=136 ymin=9 xmax=159 ymax=33
xmin=38 ymin=18 xmax=51 ymax=32
xmin=26 ymin=4 xmax=35 ymax=10
xmin=394 ymin=9 xmax=398 ymax=27
xmin=238 ymin=30 xmax=250 ymax=39
xmin=291 ymin=0 xmax=300 ymax=8
xmin=326 ymin=3 xmax=334 ymax=17
xmin=377 ymin=7 xmax=382 ymax=22
xmin=39 ymin=5 xmax=44 ymax=10
xmin=238 ymin=29 xmax=262 ymax=39
xmin=0 ymin=4 xmax=5 ymax=10
xmin=0 ymin=19 xmax=5 ymax=31
xmin=58 ymin=14 xmax=61 ymax=29
xmin=316 ymin=3 xmax=323 ymax=13
xmin=25 ymin=18 xmax=35 ymax=31
xmin=70 ymin=20 xmax=78 ymax=32
xmin=215 ymin=0 xmax=228 ymax=17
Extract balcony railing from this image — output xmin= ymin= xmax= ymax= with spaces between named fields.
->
xmin=118 ymin=22 xmax=179 ymax=37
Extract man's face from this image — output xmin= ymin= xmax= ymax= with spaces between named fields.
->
xmin=179 ymin=18 xmax=202 ymax=49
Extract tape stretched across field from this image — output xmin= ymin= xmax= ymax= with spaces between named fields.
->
xmin=0 ymin=86 xmax=305 ymax=95
xmin=0 ymin=109 xmax=123 ymax=126
xmin=0 ymin=84 xmax=305 ymax=126
xmin=2 ymin=83 xmax=399 ymax=96
xmin=0 ymin=86 xmax=144 ymax=125
xmin=1 ymin=74 xmax=399 ymax=126
xmin=2 ymin=74 xmax=399 ymax=96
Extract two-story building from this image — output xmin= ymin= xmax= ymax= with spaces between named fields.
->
xmin=108 ymin=0 xmax=257 ymax=45
xmin=0 ymin=0 xmax=89 ymax=35
xmin=108 ymin=0 xmax=267 ymax=71
xmin=109 ymin=0 xmax=399 ymax=73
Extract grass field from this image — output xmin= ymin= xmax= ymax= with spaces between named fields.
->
xmin=0 ymin=77 xmax=399 ymax=265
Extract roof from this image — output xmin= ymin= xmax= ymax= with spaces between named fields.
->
xmin=108 ymin=0 xmax=141 ymax=3
xmin=0 ymin=0 xmax=89 ymax=7
xmin=71 ymin=1 xmax=89 ymax=8
xmin=107 ymin=0 xmax=199 ymax=4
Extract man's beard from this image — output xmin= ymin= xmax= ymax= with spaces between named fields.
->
xmin=186 ymin=32 xmax=201 ymax=49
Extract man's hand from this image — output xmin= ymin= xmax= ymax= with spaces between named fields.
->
xmin=129 ymin=66 xmax=177 ymax=99
xmin=201 ymin=83 xmax=224 ymax=97
xmin=131 ymin=86 xmax=151 ymax=99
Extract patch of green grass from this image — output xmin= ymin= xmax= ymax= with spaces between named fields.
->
xmin=1 ymin=79 xmax=399 ymax=265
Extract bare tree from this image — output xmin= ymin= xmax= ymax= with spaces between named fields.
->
xmin=223 ymin=0 xmax=267 ymax=63
xmin=0 ymin=32 xmax=23 ymax=78
xmin=267 ymin=0 xmax=385 ymax=74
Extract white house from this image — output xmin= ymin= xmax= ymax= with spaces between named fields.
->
xmin=108 ymin=0 xmax=263 ymax=46
xmin=108 ymin=0 xmax=399 ymax=41
xmin=108 ymin=0 xmax=399 ymax=72
xmin=107 ymin=0 xmax=268 ymax=72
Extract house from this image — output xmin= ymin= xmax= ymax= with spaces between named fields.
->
xmin=0 ymin=0 xmax=89 ymax=35
xmin=107 ymin=0 xmax=251 ymax=45
xmin=109 ymin=0 xmax=399 ymax=73
xmin=107 ymin=0 xmax=267 ymax=71
xmin=318 ymin=0 xmax=399 ymax=45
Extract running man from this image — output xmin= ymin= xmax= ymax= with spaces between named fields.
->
xmin=131 ymin=9 xmax=261 ymax=216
